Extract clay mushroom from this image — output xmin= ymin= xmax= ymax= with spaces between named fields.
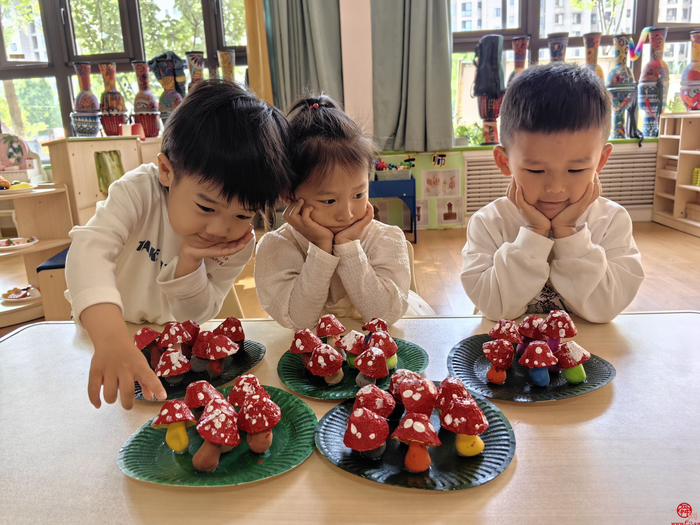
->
xmin=482 ymin=339 xmax=515 ymax=384
xmin=337 ymin=330 xmax=366 ymax=366
xmin=185 ymin=380 xmax=224 ymax=418
xmin=539 ymin=311 xmax=578 ymax=372
xmin=316 ymin=314 xmax=346 ymax=347
xmin=518 ymin=341 xmax=558 ymax=387
xmin=488 ymin=319 xmax=523 ymax=345
xmin=440 ymin=397 xmax=489 ymax=457
xmin=367 ymin=331 xmax=399 ymax=370
xmin=289 ymin=328 xmax=323 ymax=367
xmin=155 ymin=348 xmax=192 ymax=385
xmin=399 ymin=377 xmax=438 ymax=416
xmin=391 ymin=412 xmax=441 ymax=472
xmin=151 ymin=400 xmax=197 ymax=453
xmin=344 ymin=407 xmax=390 ymax=459
xmin=134 ymin=327 xmax=161 ymax=370
xmin=158 ymin=322 xmax=193 ymax=350
xmin=193 ymin=398 xmax=240 ymax=472
xmin=306 ymin=344 xmax=345 ymax=385
xmin=238 ymin=393 xmax=281 ymax=453
xmin=389 ymin=369 xmax=421 ymax=402
xmin=354 ymin=347 xmax=389 ymax=387
xmin=191 ymin=334 xmax=239 ymax=378
xmin=353 ymin=384 xmax=396 ymax=419
xmin=436 ymin=377 xmax=472 ymax=414
xmin=180 ymin=320 xmax=200 ymax=358
xmin=556 ymin=341 xmax=591 ymax=384
xmin=516 ymin=314 xmax=545 ymax=357
xmin=362 ymin=317 xmax=388 ymax=334
xmin=213 ymin=316 xmax=245 ymax=343
xmin=190 ymin=330 xmax=214 ymax=372
xmin=227 ymin=374 xmax=268 ymax=408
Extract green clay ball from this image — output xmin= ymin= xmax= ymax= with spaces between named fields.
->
xmin=346 ymin=353 xmax=357 ymax=368
xmin=386 ymin=354 xmax=398 ymax=370
xmin=562 ymin=364 xmax=587 ymax=384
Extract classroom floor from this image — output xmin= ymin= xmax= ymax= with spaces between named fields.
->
xmin=0 ymin=221 xmax=698 ymax=338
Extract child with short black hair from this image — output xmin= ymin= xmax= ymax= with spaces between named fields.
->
xmin=66 ymin=79 xmax=292 ymax=409
xmin=254 ymin=95 xmax=434 ymax=329
xmin=461 ymin=63 xmax=644 ymax=323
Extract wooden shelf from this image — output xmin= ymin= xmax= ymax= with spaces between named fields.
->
xmin=659 ymin=154 xmax=680 ymax=160
xmin=678 ymin=184 xmax=700 ymax=193
xmin=657 ymin=169 xmax=678 ymax=180
xmin=0 ymin=186 xmax=66 ymax=202
xmin=680 ymin=150 xmax=700 ymax=155
xmin=0 ymin=238 xmax=71 ymax=259
xmin=655 ymin=192 xmax=675 ymax=200
xmin=0 ymin=300 xmax=43 ymax=326
xmin=659 ymin=134 xmax=681 ymax=139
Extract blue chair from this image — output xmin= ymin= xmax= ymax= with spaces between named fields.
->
xmin=36 ymin=247 xmax=71 ymax=320
xmin=369 ymin=176 xmax=417 ymax=243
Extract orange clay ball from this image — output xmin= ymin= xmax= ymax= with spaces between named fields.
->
xmin=404 ymin=442 xmax=432 ymax=472
xmin=486 ymin=366 xmax=507 ymax=384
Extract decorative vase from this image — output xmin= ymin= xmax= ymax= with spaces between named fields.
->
xmin=186 ymin=51 xmax=205 ymax=93
xmin=477 ymin=94 xmax=504 ymax=144
xmin=156 ymin=60 xmax=183 ymax=126
xmin=73 ymin=62 xmax=99 ymax=113
xmin=606 ymin=34 xmax=637 ymax=139
xmin=584 ymin=32 xmax=605 ymax=82
xmin=218 ymin=50 xmax=236 ymax=82
xmin=631 ymin=27 xmax=669 ymax=137
xmin=547 ymin=32 xmax=569 ymax=62
xmin=507 ymin=36 xmax=529 ymax=86
xmin=98 ymin=62 xmax=127 ymax=136
xmin=474 ymin=34 xmax=505 ymax=145
xmin=681 ymin=30 xmax=700 ymax=111
xmin=71 ymin=112 xmax=101 ymax=137
xmin=130 ymin=60 xmax=160 ymax=138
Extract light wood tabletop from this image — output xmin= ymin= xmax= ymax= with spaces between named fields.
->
xmin=1 ymin=312 xmax=699 ymax=524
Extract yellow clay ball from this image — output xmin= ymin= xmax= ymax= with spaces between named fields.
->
xmin=455 ymin=434 xmax=485 ymax=457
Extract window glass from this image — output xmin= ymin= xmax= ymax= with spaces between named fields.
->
xmin=540 ymin=0 xmax=637 ymax=39
xmin=1 ymin=0 xmax=47 ymax=63
xmin=69 ymin=0 xmax=125 ymax=54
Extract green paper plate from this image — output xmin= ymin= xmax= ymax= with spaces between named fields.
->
xmin=136 ymin=340 xmax=266 ymax=401
xmin=118 ymin=385 xmax=317 ymax=486
xmin=277 ymin=337 xmax=429 ymax=400
xmin=447 ymin=334 xmax=616 ymax=402
xmin=315 ymin=385 xmax=515 ymax=490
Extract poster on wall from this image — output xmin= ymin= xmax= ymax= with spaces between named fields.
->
xmin=416 ymin=199 xmax=429 ymax=227
xmin=436 ymin=196 xmax=464 ymax=226
xmin=422 ymin=169 xmax=460 ymax=198
xmin=371 ymin=200 xmax=390 ymax=225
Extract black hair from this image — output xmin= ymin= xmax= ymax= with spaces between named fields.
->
xmin=161 ymin=79 xmax=292 ymax=210
xmin=286 ymin=94 xmax=377 ymax=193
xmin=500 ymin=62 xmax=611 ymax=148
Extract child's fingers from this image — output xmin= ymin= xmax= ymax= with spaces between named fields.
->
xmin=138 ymin=366 xmax=167 ymax=401
xmin=118 ymin=372 xmax=135 ymax=410
xmin=87 ymin=370 xmax=103 ymax=408
xmin=139 ymin=382 xmax=155 ymax=403
xmin=102 ymin=374 xmax=118 ymax=404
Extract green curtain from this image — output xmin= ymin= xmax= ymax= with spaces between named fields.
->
xmin=372 ymin=0 xmax=453 ymax=152
xmin=263 ymin=0 xmax=344 ymax=111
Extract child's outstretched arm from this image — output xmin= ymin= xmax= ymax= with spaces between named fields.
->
xmin=460 ymin=211 xmax=553 ymax=321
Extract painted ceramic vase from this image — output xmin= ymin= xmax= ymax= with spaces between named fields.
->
xmin=584 ymin=32 xmax=605 ymax=82
xmin=98 ymin=62 xmax=127 ymax=136
xmin=130 ymin=60 xmax=160 ymax=138
xmin=681 ymin=30 xmax=700 ymax=111
xmin=73 ymin=62 xmax=99 ymax=113
xmin=218 ymin=50 xmax=236 ymax=82
xmin=186 ymin=51 xmax=205 ymax=92
xmin=635 ymin=27 xmax=669 ymax=137
xmin=1 ymin=135 xmax=28 ymax=168
xmin=156 ymin=60 xmax=183 ymax=126
xmin=71 ymin=112 xmax=101 ymax=137
xmin=477 ymin=93 xmax=504 ymax=145
xmin=548 ymin=32 xmax=569 ymax=62
xmin=507 ymin=36 xmax=529 ymax=86
xmin=606 ymin=34 xmax=636 ymax=139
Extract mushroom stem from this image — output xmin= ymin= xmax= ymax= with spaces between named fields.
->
xmin=360 ymin=441 xmax=386 ymax=460
xmin=325 ymin=369 xmax=344 ymax=385
xmin=192 ymin=440 xmax=222 ymax=472
xmin=247 ymin=429 xmax=273 ymax=454
xmin=455 ymin=434 xmax=485 ymax=457
xmin=336 ymin=347 xmax=347 ymax=360
xmin=528 ymin=366 xmax=551 ymax=387
xmin=404 ymin=442 xmax=431 ymax=472
xmin=546 ymin=337 xmax=562 ymax=372
xmin=189 ymin=356 xmax=209 ymax=373
xmin=486 ymin=365 xmax=507 ymax=384
xmin=385 ymin=354 xmax=398 ymax=370
xmin=164 ymin=375 xmax=184 ymax=385
xmin=515 ymin=337 xmax=532 ymax=357
xmin=355 ymin=372 xmax=376 ymax=388
xmin=562 ymin=364 xmax=587 ymax=384
xmin=207 ymin=360 xmax=223 ymax=379
xmin=164 ymin=421 xmax=189 ymax=453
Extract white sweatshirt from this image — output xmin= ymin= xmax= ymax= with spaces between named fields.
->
xmin=461 ymin=196 xmax=644 ymax=323
xmin=254 ymin=220 xmax=434 ymax=329
xmin=65 ymin=164 xmax=254 ymax=326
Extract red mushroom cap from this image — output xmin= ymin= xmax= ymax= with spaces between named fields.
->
xmin=306 ymin=344 xmax=344 ymax=377
xmin=182 ymin=320 xmax=200 ymax=341
xmin=337 ymin=330 xmax=367 ymax=356
xmin=227 ymin=374 xmax=268 ymax=408
xmin=151 ymin=400 xmax=196 ymax=428
xmin=399 ymin=378 xmax=438 ymax=416
xmin=362 ymin=318 xmax=388 ymax=333
xmin=316 ymin=314 xmax=346 ymax=337
xmin=238 ymin=395 xmax=281 ymax=434
xmin=367 ymin=331 xmax=398 ymax=359
xmin=353 ymin=384 xmax=396 ymax=419
xmin=213 ymin=317 xmax=245 ymax=342
xmin=185 ymin=380 xmax=224 ymax=409
xmin=440 ymin=397 xmax=489 ymax=435
xmin=556 ymin=341 xmax=591 ymax=369
xmin=540 ymin=310 xmax=578 ymax=339
xmin=197 ymin=399 xmax=240 ymax=447
xmin=436 ymin=377 xmax=473 ymax=413
xmin=355 ymin=347 xmax=390 ymax=379
xmin=344 ymin=407 xmax=390 ymax=452
xmin=518 ymin=314 xmax=545 ymax=340
xmin=155 ymin=348 xmax=192 ymax=377
xmin=518 ymin=341 xmax=558 ymax=368
xmin=391 ymin=412 xmax=441 ymax=447
xmin=289 ymin=328 xmax=323 ymax=355
xmin=482 ymin=339 xmax=515 ymax=371
xmin=488 ymin=319 xmax=523 ymax=344
xmin=192 ymin=330 xmax=214 ymax=357
xmin=157 ymin=322 xmax=193 ymax=348
xmin=389 ymin=369 xmax=421 ymax=398
xmin=193 ymin=334 xmax=239 ymax=360
xmin=134 ymin=327 xmax=161 ymax=350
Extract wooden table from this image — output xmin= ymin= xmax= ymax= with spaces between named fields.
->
xmin=1 ymin=313 xmax=699 ymax=524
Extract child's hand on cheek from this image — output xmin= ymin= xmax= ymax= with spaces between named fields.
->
xmin=283 ymin=199 xmax=334 ymax=254
xmin=507 ymin=179 xmax=551 ymax=237
xmin=551 ymin=174 xmax=601 ymax=238
xmin=334 ymin=202 xmax=374 ymax=245
xmin=176 ymin=225 xmax=254 ymax=278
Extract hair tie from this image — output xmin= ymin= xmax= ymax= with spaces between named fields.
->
xmin=309 ymin=103 xmax=319 ymax=110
